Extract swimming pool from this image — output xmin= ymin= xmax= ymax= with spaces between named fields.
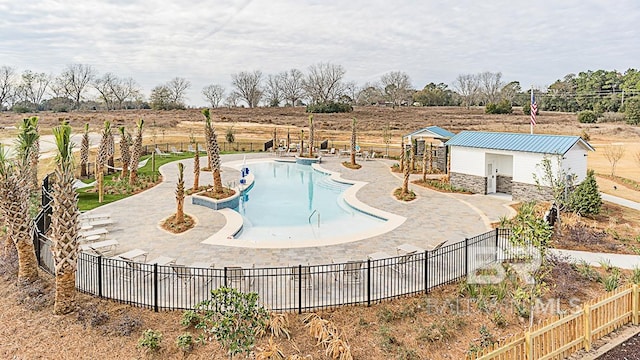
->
xmin=232 ymin=161 xmax=397 ymax=244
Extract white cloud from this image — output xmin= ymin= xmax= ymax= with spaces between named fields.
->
xmin=0 ymin=0 xmax=639 ymax=106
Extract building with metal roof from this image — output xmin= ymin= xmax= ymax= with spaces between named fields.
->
xmin=403 ymin=126 xmax=456 ymax=142
xmin=445 ymin=131 xmax=594 ymax=201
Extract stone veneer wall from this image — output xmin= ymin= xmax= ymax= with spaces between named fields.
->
xmin=450 ymin=172 xmax=486 ymax=194
xmin=436 ymin=146 xmax=447 ymax=172
xmin=496 ymin=175 xmax=513 ymax=194
xmin=511 ymin=181 xmax=553 ymax=202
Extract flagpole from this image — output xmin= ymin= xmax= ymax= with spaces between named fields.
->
xmin=530 ymin=86 xmax=534 ymax=135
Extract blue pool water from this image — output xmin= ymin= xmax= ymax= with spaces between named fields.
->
xmin=234 ymin=161 xmax=386 ymax=242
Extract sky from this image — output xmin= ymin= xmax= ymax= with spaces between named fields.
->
xmin=1 ymin=0 xmax=639 ymax=107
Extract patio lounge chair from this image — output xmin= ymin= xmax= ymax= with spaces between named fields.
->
xmin=170 ymin=146 xmax=184 ymax=154
xmin=290 ymin=265 xmax=313 ymax=290
xmin=341 ymin=261 xmax=363 ymax=284
xmin=171 ymin=264 xmax=194 ymax=286
xmin=187 ymin=144 xmax=195 ymax=153
xmin=226 ymin=266 xmax=254 ymax=290
xmin=155 ymin=148 xmax=170 ymax=157
xmin=80 ymin=239 xmax=119 ymax=257
xmin=73 ymin=179 xmax=97 ymax=190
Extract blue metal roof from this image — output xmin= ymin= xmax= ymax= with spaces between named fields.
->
xmin=405 ymin=126 xmax=455 ymax=139
xmin=445 ymin=131 xmax=595 ymax=155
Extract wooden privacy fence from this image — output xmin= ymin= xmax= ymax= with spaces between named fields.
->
xmin=467 ymin=284 xmax=640 ymax=360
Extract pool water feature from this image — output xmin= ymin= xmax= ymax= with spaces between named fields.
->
xmin=232 ymin=161 xmax=396 ymax=245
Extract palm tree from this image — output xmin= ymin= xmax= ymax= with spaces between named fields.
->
xmin=29 ymin=116 xmax=40 ymax=191
xmin=80 ymin=124 xmax=90 ymax=177
xmin=308 ymin=115 xmax=314 ymax=157
xmin=96 ymin=121 xmax=111 ymax=203
xmin=202 ymin=109 xmax=223 ymax=193
xmin=50 ymin=122 xmax=80 ymax=314
xmin=0 ymin=144 xmax=15 ymax=256
xmin=106 ymin=123 xmax=115 ymax=174
xmin=175 ymin=162 xmax=185 ymax=223
xmin=16 ymin=117 xmax=39 ymax=192
xmin=118 ymin=127 xmax=131 ymax=179
xmin=129 ymin=119 xmax=144 ymax=185
xmin=193 ymin=143 xmax=200 ymax=191
xmin=6 ymin=124 xmax=40 ymax=283
xmin=399 ymin=138 xmax=405 ymax=173
xmin=401 ymin=145 xmax=410 ymax=196
xmin=350 ymin=118 xmax=357 ymax=166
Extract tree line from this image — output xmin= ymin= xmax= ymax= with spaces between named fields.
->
xmin=0 ymin=63 xmax=639 ymax=117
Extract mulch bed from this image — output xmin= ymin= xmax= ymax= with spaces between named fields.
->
xmin=597 ymin=331 xmax=640 ymax=359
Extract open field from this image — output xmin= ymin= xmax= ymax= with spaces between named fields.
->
xmin=2 ymin=106 xmax=639 ymax=199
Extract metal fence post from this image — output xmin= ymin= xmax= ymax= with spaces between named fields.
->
xmin=298 ymin=265 xmax=303 ymax=314
xmin=424 ymin=250 xmax=429 ymax=294
xmin=97 ymin=255 xmax=103 ymax=298
xmin=153 ymin=263 xmax=159 ymax=312
xmin=224 ymin=267 xmax=228 ymax=288
xmin=464 ymin=237 xmax=469 ymax=278
xmin=367 ymin=259 xmax=371 ymax=307
xmin=495 ymin=228 xmax=500 ymax=261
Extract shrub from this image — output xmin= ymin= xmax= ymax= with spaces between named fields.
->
xmin=567 ymin=169 xmax=602 ymax=216
xmin=485 ymin=99 xmax=512 ymax=114
xmin=138 ymin=329 xmax=163 ymax=352
xmin=306 ymin=101 xmax=353 ymax=113
xmin=176 ymin=332 xmax=194 ymax=353
xmin=625 ymin=97 xmax=640 ymax=125
xmin=181 ymin=310 xmax=202 ymax=328
xmin=577 ymin=110 xmax=597 ymax=123
xmin=602 ymin=270 xmax=621 ymax=292
xmin=192 ymin=287 xmax=269 ymax=358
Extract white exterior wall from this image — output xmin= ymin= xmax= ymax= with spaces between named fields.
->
xmin=562 ymin=144 xmax=588 ymax=182
xmin=513 ymin=152 xmax=565 ymax=184
xmin=450 ymin=147 xmax=485 ymax=176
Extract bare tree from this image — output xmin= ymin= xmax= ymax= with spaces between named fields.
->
xmin=603 ymin=145 xmax=625 ymax=177
xmin=167 ymin=77 xmax=191 ymax=106
xmin=93 ymin=72 xmax=118 ymax=110
xmin=380 ymin=71 xmax=412 ymax=108
xmin=224 ymin=92 xmax=240 ymax=108
xmin=111 ymin=77 xmax=140 ymax=109
xmin=263 ymin=74 xmax=283 ymax=107
xmin=17 ymin=70 xmax=50 ymax=110
xmin=0 ymin=66 xmax=16 ymax=110
xmin=343 ymin=81 xmax=359 ymax=105
xmin=231 ymin=70 xmax=263 ymax=108
xmin=303 ymin=62 xmax=346 ymax=104
xmin=357 ymin=82 xmax=383 ymax=106
xmin=452 ymin=73 xmax=480 ymax=108
xmin=279 ymin=69 xmax=305 ymax=106
xmin=478 ymin=71 xmax=504 ymax=104
xmin=55 ymin=64 xmax=96 ymax=109
xmin=202 ymin=84 xmax=225 ymax=108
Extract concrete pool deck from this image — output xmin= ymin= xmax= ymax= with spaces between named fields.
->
xmin=86 ymin=153 xmax=517 ymax=267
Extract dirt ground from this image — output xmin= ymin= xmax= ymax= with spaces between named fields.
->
xmin=0 ymin=249 xmax=622 ymax=360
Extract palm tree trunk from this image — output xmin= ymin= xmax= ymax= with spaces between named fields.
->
xmin=213 ymin=170 xmax=223 ymax=194
xmin=402 ymin=149 xmax=410 ymax=195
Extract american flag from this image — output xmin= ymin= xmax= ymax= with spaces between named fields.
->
xmin=530 ymin=90 xmax=538 ymax=126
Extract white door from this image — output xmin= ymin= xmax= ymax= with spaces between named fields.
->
xmin=487 ymin=162 xmax=496 ymax=194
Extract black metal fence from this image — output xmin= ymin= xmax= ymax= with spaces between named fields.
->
xmin=33 ymin=225 xmax=515 ymax=312
xmin=34 ymin=175 xmax=524 ymax=312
